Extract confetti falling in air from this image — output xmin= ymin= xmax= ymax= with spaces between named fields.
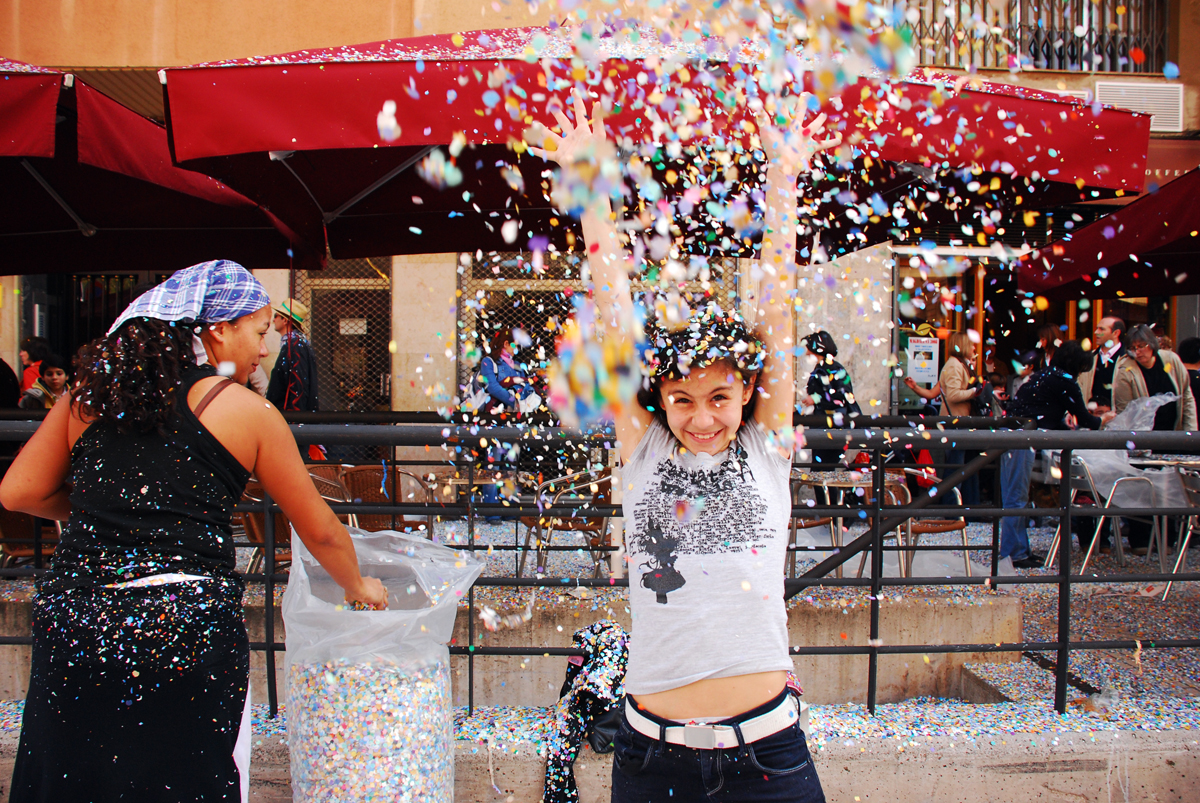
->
xmin=376 ymin=99 xmax=401 ymax=141
xmin=288 ymin=660 xmax=453 ymax=802
xmin=546 ymin=297 xmax=643 ymax=428
xmin=479 ymin=588 xmax=537 ymax=632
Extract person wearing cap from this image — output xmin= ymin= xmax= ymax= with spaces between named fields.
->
xmin=0 ymin=261 xmax=385 ymax=802
xmin=799 ymin=330 xmax=860 ymax=468
xmin=266 ymin=297 xmax=319 ymax=414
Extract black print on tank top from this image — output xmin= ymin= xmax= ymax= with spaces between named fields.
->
xmin=630 ymin=443 xmax=767 ymax=604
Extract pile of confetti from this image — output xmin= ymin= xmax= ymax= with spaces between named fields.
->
xmin=287 ymin=659 xmax=453 ymax=802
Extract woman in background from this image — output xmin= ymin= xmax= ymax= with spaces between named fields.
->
xmin=938 ymin=331 xmax=983 ymax=506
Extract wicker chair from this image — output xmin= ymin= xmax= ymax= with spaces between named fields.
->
xmin=0 ymin=508 xmax=60 ymax=569
xmin=308 ymin=472 xmax=357 ymax=528
xmin=306 ymin=463 xmax=349 ymax=484
xmin=240 ymin=481 xmax=292 ymax=575
xmin=342 ymin=465 xmax=434 ymax=534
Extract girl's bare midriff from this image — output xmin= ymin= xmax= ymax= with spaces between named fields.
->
xmin=633 ymin=670 xmax=788 ymax=721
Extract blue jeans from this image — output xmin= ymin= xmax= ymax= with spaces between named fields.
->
xmin=479 ymin=443 xmax=518 ymax=516
xmin=1000 ymin=448 xmax=1036 ymax=560
xmin=611 ymin=690 xmax=826 ymax=803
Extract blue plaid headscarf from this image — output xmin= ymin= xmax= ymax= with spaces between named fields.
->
xmin=107 ymin=260 xmax=271 ymax=336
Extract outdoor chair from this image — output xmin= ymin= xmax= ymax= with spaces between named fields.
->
xmin=308 ymin=471 xmax=358 ymax=529
xmin=239 ymin=481 xmax=292 ymax=576
xmin=0 ymin=508 xmax=60 ymax=569
xmin=341 ymin=465 xmax=434 ymax=534
xmin=517 ymin=468 xmax=612 ymax=578
xmin=786 ymin=474 xmax=834 ymax=578
xmin=898 ymin=469 xmax=971 ymax=578
xmin=306 ymin=463 xmax=349 ymax=484
xmin=1045 ymin=456 xmax=1161 ymax=573
xmin=856 ymin=476 xmax=911 ymax=579
xmin=1162 ymin=468 xmax=1200 ymax=600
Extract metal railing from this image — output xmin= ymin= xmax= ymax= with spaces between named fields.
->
xmin=905 ymin=0 xmax=1170 ymax=73
xmin=0 ymin=420 xmax=1197 ymax=721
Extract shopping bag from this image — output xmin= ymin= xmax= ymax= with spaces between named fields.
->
xmin=283 ymin=528 xmax=483 ymax=802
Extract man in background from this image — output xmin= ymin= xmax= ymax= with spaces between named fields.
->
xmin=266 ymin=298 xmax=319 ymax=413
xmin=1077 ymin=316 xmax=1126 ymax=414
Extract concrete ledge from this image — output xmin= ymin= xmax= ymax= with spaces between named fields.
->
xmin=452 ymin=593 xmax=1023 ymax=706
xmin=3 ymin=730 xmax=1195 ymax=802
xmin=0 ymin=593 xmax=1022 ymax=706
xmin=960 ymin=665 xmax=1015 ymax=704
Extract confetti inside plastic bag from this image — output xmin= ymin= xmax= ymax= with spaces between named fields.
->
xmin=284 ymin=529 xmax=483 ymax=802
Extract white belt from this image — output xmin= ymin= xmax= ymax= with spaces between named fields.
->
xmin=624 ymin=694 xmax=808 ymax=750
xmin=106 ymin=573 xmax=210 ymax=589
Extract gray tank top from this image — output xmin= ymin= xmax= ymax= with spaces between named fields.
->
xmin=621 ymin=419 xmax=794 ymax=695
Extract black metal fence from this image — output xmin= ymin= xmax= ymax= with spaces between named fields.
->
xmin=0 ymin=419 xmax=1198 ymax=722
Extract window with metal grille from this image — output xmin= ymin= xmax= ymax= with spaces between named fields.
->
xmin=294 ymin=258 xmax=393 ymax=414
xmin=455 ymin=250 xmax=740 ymax=394
xmin=65 ymin=273 xmax=169 ymax=357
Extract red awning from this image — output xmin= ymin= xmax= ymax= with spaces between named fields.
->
xmin=0 ymin=59 xmax=61 ymax=158
xmin=1017 ymin=168 xmax=1200 ymax=300
xmin=1 ymin=58 xmax=318 ymax=273
xmin=161 ymin=27 xmax=1151 ymax=259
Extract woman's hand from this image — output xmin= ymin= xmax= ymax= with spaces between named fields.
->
xmin=903 ymin=377 xmax=918 ymax=391
xmin=345 ymin=576 xmax=389 ymax=610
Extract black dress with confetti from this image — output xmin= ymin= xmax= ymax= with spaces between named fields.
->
xmin=11 ymin=366 xmax=252 ymax=803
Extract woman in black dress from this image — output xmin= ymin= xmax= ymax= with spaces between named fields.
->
xmin=0 ymin=260 xmax=387 ymax=803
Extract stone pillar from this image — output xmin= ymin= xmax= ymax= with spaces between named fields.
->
xmin=794 ymin=243 xmax=896 ymax=414
xmin=0 ymin=277 xmax=21 ymax=373
xmin=390 ymin=254 xmax=459 ymax=471
xmin=252 ymin=268 xmax=290 ymax=379
xmin=390 ymin=254 xmax=458 ymax=412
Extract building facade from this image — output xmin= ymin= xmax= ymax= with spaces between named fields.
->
xmin=2 ymin=0 xmax=1198 ymax=412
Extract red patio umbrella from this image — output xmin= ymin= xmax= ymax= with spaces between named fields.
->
xmin=1017 ymin=168 xmax=1200 ymax=300
xmin=160 ymin=27 xmax=1150 ymax=259
xmin=0 ymin=58 xmax=321 ymax=275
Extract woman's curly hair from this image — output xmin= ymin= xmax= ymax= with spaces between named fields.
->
xmin=636 ymin=304 xmax=767 ymax=428
xmin=73 ymin=318 xmax=199 ymax=436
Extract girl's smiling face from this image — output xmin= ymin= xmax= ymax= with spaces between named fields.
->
xmin=658 ymin=363 xmax=755 ymax=455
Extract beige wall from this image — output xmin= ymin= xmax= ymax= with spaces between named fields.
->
xmin=795 ymin=243 xmax=896 ymax=414
xmin=390 ymin=253 xmax=456 ymax=413
xmin=972 ymin=68 xmax=1200 ymax=137
xmin=0 ymin=0 xmax=636 ymax=66
xmin=252 ymin=268 xmax=290 ymax=379
xmin=3 ymin=0 xmax=414 ymax=66
xmin=0 ymin=277 xmax=21 ymax=377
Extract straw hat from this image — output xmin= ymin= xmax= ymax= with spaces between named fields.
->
xmin=273 ymin=298 xmax=309 ymax=328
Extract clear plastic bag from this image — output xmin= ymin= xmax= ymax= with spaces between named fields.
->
xmin=283 ymin=528 xmax=483 ymax=802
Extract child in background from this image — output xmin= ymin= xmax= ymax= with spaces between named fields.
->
xmin=19 ymin=354 xmax=69 ymax=410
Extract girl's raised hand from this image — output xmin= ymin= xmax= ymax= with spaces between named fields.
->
xmin=526 ymin=92 xmax=607 ymax=169
xmin=757 ymin=95 xmax=841 ymax=176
